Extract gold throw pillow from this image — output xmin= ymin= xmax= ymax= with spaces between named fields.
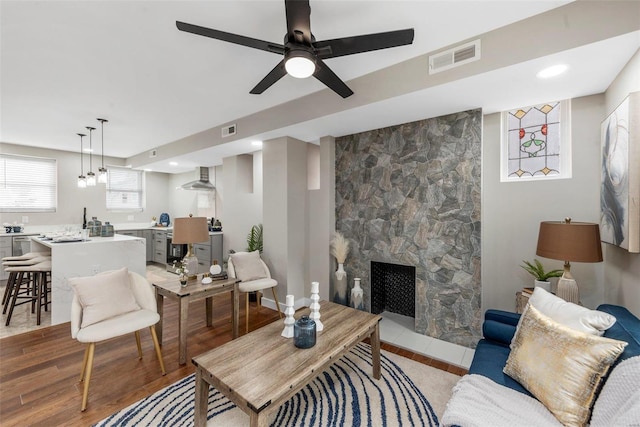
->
xmin=504 ymin=304 xmax=627 ymax=427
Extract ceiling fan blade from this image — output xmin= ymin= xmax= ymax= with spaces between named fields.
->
xmin=176 ymin=21 xmax=285 ymax=55
xmin=313 ymin=59 xmax=353 ymax=98
xmin=284 ymin=0 xmax=312 ymax=44
xmin=250 ymin=60 xmax=288 ymax=94
xmin=314 ymin=28 xmax=414 ymax=59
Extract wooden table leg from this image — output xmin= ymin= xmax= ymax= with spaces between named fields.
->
xmin=178 ymin=297 xmax=189 ymax=365
xmin=205 ymin=296 xmax=213 ymax=327
xmin=194 ymin=368 xmax=209 ymax=427
xmin=155 ymin=289 xmax=164 ymax=344
xmin=371 ymin=321 xmax=381 ymax=380
xmin=232 ymin=283 xmax=239 ymax=339
xmin=250 ymin=411 xmax=269 ymax=427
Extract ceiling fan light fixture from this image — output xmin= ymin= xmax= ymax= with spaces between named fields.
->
xmin=285 ymin=50 xmax=315 ymax=78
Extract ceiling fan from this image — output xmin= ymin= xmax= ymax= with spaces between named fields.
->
xmin=176 ymin=0 xmax=414 ymax=98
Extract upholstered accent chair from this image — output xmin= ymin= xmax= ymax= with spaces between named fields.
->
xmin=70 ymin=268 xmax=166 ymax=411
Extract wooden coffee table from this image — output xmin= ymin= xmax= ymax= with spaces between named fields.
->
xmin=192 ymin=301 xmax=381 ymax=427
xmin=154 ymin=277 xmax=240 ymax=365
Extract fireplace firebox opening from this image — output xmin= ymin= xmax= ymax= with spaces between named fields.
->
xmin=370 ymin=261 xmax=415 ymax=317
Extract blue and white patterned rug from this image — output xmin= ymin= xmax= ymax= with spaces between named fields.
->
xmin=96 ymin=343 xmax=459 ymax=427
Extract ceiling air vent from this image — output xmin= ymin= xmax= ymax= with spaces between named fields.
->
xmin=429 ymin=39 xmax=481 ymax=75
xmin=222 ymin=124 xmax=236 ymax=138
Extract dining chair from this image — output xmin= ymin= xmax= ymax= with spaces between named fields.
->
xmin=228 ymin=251 xmax=282 ymax=333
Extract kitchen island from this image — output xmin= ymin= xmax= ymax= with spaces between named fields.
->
xmin=30 ymin=234 xmax=146 ymax=325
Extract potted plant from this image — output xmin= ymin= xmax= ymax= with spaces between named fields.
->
xmin=247 ymin=224 xmax=263 ymax=253
xmin=520 ymin=259 xmax=563 ymax=291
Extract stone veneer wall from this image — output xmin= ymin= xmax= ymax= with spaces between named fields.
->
xmin=335 ymin=109 xmax=482 ymax=348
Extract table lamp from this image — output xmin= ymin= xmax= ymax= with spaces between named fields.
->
xmin=172 ymin=215 xmax=209 ymax=280
xmin=536 ymin=218 xmax=603 ymax=303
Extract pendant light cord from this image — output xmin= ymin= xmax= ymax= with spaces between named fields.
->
xmin=78 ymin=133 xmax=86 ymax=174
xmin=86 ymin=127 xmax=95 ymax=171
xmin=98 ymin=118 xmax=108 ymax=169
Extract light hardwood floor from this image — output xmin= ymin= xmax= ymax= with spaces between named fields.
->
xmin=0 ymin=288 xmax=466 ymax=426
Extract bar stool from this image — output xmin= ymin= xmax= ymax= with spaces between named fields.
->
xmin=4 ymin=259 xmax=52 ymax=326
xmin=2 ymin=256 xmax=51 ymax=310
xmin=2 ymin=252 xmax=50 ymax=306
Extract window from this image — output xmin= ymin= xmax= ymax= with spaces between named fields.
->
xmin=501 ymin=100 xmax=571 ymax=182
xmin=106 ymin=166 xmax=144 ymax=211
xmin=0 ymin=154 xmax=57 ymax=212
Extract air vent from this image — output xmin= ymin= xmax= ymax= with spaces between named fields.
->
xmin=222 ymin=124 xmax=236 ymax=138
xmin=429 ymin=39 xmax=481 ymax=75
xmin=149 ymin=149 xmax=157 ymax=158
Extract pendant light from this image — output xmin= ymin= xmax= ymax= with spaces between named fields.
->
xmin=77 ymin=133 xmax=87 ymax=188
xmin=85 ymin=126 xmax=96 ymax=186
xmin=97 ymin=118 xmax=108 ymax=184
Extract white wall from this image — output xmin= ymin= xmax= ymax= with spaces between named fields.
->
xmin=603 ymin=49 xmax=640 ymax=316
xmin=306 ymin=137 xmax=334 ymax=301
xmin=482 ymin=94 xmax=606 ymax=313
xmin=263 ymin=136 xmax=309 ymax=307
xmin=222 ymin=153 xmax=262 ymax=260
xmin=0 ymin=143 xmax=170 ymax=229
xmin=167 ymin=169 xmax=217 ymax=220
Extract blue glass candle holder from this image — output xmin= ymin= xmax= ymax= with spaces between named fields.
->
xmin=294 ymin=315 xmax=316 ymax=349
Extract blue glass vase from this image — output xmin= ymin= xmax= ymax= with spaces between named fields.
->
xmin=294 ymin=315 xmax=316 ymax=349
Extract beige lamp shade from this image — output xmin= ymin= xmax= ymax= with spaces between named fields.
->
xmin=172 ymin=216 xmax=209 ymax=244
xmin=536 ymin=220 xmax=603 ymax=263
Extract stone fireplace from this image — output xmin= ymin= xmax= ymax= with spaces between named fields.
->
xmin=335 ymin=109 xmax=482 ymax=348
xmin=370 ymin=261 xmax=415 ymax=318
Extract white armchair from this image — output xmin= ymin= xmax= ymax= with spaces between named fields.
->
xmin=228 ymin=251 xmax=282 ymax=333
xmin=70 ymin=268 xmax=166 ymax=411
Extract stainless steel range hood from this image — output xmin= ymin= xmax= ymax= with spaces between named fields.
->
xmin=180 ymin=167 xmax=215 ymax=191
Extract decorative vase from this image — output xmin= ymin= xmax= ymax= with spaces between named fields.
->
xmin=534 ymin=280 xmax=551 ymax=292
xmin=179 ymin=274 xmax=187 ymax=287
xmin=333 ymin=263 xmax=348 ymax=306
xmin=350 ymin=277 xmax=364 ymax=310
xmin=294 ymin=315 xmax=316 ymax=349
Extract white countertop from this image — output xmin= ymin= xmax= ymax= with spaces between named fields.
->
xmin=0 ymin=232 xmax=39 ymax=237
xmin=2 ymin=225 xmax=223 ymax=237
xmin=31 ymin=234 xmax=143 ymax=248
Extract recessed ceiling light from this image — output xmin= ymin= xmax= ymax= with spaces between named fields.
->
xmin=169 ymin=161 xmax=178 ymax=166
xmin=251 ymin=141 xmax=263 ymax=147
xmin=536 ymin=64 xmax=568 ymax=79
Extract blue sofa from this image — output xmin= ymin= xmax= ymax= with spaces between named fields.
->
xmin=469 ymin=304 xmax=640 ymax=397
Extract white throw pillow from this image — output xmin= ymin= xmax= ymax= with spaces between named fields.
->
xmin=69 ymin=267 xmax=141 ymax=328
xmin=231 ymin=251 xmax=267 ymax=282
xmin=527 ymin=287 xmax=616 ymax=336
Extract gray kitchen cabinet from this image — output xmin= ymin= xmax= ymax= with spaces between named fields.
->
xmin=140 ymin=229 xmax=153 ymax=262
xmin=194 ymin=242 xmax=211 ymax=274
xmin=152 ymin=230 xmax=167 ymax=264
xmin=210 ymin=234 xmax=223 ymax=266
xmin=116 ymin=230 xmax=140 ymax=237
xmin=192 ymin=233 xmax=223 ymax=274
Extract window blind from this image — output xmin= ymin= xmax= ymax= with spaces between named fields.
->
xmin=0 ymin=154 xmax=57 ymax=212
xmin=106 ymin=166 xmax=144 ymax=211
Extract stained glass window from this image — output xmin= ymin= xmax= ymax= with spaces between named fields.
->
xmin=501 ymin=100 xmax=571 ymax=181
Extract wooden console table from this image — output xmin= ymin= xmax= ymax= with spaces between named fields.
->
xmin=154 ymin=277 xmax=239 ymax=365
